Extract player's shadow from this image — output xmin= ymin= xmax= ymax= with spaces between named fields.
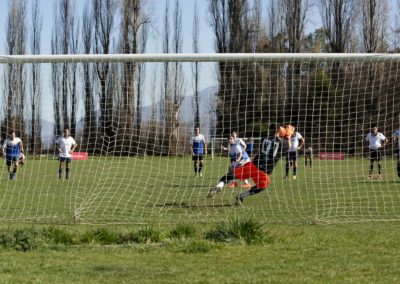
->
xmin=156 ymin=202 xmax=234 ymax=208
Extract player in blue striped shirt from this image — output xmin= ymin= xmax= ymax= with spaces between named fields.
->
xmin=191 ymin=127 xmax=207 ymax=177
xmin=2 ymin=131 xmax=24 ymax=180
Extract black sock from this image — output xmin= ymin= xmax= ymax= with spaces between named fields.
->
xmin=59 ymin=168 xmax=62 ymax=177
xmin=249 ymin=187 xmax=265 ymax=195
xmin=220 ymin=173 xmax=234 ymax=184
xmin=293 ymin=167 xmax=297 ymax=176
xmin=285 ymin=162 xmax=289 ymax=176
xmin=194 ymin=164 xmax=198 ymax=174
xmin=378 ymin=164 xmax=381 ymax=175
xmin=397 ymin=163 xmax=400 ymax=177
xmin=369 ymin=164 xmax=373 ymax=175
xmin=66 ymin=168 xmax=70 ymax=178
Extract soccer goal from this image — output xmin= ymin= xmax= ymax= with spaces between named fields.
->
xmin=0 ymin=53 xmax=400 ymax=225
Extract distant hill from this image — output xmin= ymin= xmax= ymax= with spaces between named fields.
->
xmin=142 ymin=86 xmax=218 ymax=139
xmin=35 ymin=86 xmax=218 ymax=147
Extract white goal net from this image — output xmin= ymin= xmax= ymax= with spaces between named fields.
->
xmin=0 ymin=53 xmax=400 ymax=224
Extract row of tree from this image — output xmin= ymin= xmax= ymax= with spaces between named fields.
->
xmin=1 ymin=0 xmax=400 ymax=155
xmin=210 ymin=0 xmax=400 ymax=153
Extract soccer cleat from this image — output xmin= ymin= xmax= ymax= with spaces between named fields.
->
xmin=284 ymin=175 xmax=288 ymax=180
xmin=229 ymin=182 xmax=238 ymax=188
xmin=293 ymin=175 xmax=297 ymax=180
xmin=235 ymin=195 xmax=244 ymax=205
xmin=199 ymin=173 xmax=203 ymax=177
xmin=367 ymin=175 xmax=372 ymax=180
xmin=241 ymin=183 xmax=251 ymax=188
xmin=207 ymin=186 xmax=222 ymax=198
xmin=378 ymin=175 xmax=383 ymax=180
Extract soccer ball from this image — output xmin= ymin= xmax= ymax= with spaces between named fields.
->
xmin=19 ymin=153 xmax=26 ymax=166
xmin=278 ymin=125 xmax=295 ymax=139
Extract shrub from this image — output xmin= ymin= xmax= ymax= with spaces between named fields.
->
xmin=44 ymin=227 xmax=76 ymax=245
xmin=169 ymin=224 xmax=196 ymax=240
xmin=131 ymin=226 xmax=162 ymax=244
xmin=205 ymin=217 xmax=264 ymax=244
xmin=80 ymin=228 xmax=119 ymax=245
xmin=13 ymin=228 xmax=41 ymax=252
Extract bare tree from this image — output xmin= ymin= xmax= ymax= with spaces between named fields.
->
xmin=393 ymin=0 xmax=400 ymax=51
xmin=93 ymin=0 xmax=116 ymax=153
xmin=192 ymin=0 xmax=201 ymax=127
xmin=2 ymin=0 xmax=27 ymax=138
xmin=161 ymin=0 xmax=171 ymax=153
xmin=51 ymin=0 xmax=77 ymax=136
xmin=317 ymin=0 xmax=357 ymax=52
xmin=209 ymin=0 xmax=229 ymax=54
xmin=281 ymin=0 xmax=310 ymax=123
xmin=249 ymin=0 xmax=263 ymax=52
xmin=30 ymin=0 xmax=42 ymax=153
xmin=82 ymin=2 xmax=95 ymax=152
xmin=51 ymin=14 xmax=62 ymax=137
xmin=119 ymin=0 xmax=150 ymax=154
xmin=209 ymin=0 xmax=259 ymax=136
xmin=282 ymin=0 xmax=310 ymax=53
xmin=60 ymin=0 xmax=71 ymax=131
xmin=135 ymin=18 xmax=149 ymax=154
xmin=360 ymin=0 xmax=389 ymax=53
xmin=169 ymin=0 xmax=184 ymax=155
xmin=69 ymin=12 xmax=80 ymax=138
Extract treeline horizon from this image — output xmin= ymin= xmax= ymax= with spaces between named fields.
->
xmin=1 ymin=0 xmax=400 ymax=156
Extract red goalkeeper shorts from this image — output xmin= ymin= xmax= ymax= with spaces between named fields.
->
xmin=233 ymin=162 xmax=270 ymax=189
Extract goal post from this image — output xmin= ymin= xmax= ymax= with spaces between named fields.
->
xmin=0 ymin=53 xmax=399 ymax=225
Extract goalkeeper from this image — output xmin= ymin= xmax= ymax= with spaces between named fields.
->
xmin=207 ymin=124 xmax=286 ymax=205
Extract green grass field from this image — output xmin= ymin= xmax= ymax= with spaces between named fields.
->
xmin=0 ymin=156 xmax=399 ymax=224
xmin=0 ymin=156 xmax=400 ymax=283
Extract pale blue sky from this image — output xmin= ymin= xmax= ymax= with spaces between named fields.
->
xmin=0 ymin=0 xmax=215 ymax=54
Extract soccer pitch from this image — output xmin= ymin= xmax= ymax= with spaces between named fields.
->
xmin=0 ymin=156 xmax=399 ymax=225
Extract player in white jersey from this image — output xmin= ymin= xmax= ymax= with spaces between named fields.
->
xmin=231 ymin=132 xmax=251 ymax=188
xmin=55 ymin=129 xmax=77 ymax=179
xmin=207 ymin=135 xmax=252 ymax=198
xmin=365 ymin=126 xmax=388 ymax=180
xmin=393 ymin=128 xmax=400 ymax=177
xmin=284 ymin=129 xmax=305 ymax=180
xmin=2 ymin=131 xmax=24 ymax=180
xmin=191 ymin=127 xmax=207 ymax=177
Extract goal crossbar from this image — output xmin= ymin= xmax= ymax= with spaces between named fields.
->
xmin=2 ymin=53 xmax=400 ymax=64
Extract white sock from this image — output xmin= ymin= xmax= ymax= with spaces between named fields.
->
xmin=217 ymin=181 xmax=225 ymax=188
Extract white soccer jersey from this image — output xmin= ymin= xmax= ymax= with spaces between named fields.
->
xmin=3 ymin=137 xmax=22 ymax=148
xmin=393 ymin=129 xmax=400 ymax=148
xmin=235 ymin=138 xmax=246 ymax=148
xmin=230 ymin=144 xmax=250 ymax=166
xmin=192 ymin=134 xmax=206 ymax=155
xmin=288 ymin=132 xmax=303 ymax=152
xmin=55 ymin=136 xmax=77 ymax=158
xmin=365 ymin=132 xmax=386 ymax=150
